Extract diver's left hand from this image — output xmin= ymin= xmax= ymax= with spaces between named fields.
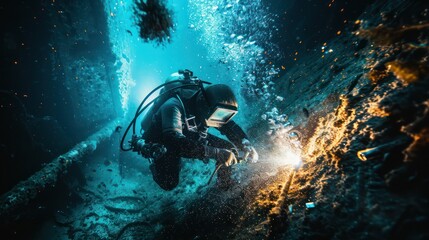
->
xmin=242 ymin=139 xmax=259 ymax=163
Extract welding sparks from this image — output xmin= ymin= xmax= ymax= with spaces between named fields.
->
xmin=277 ymin=148 xmax=302 ymax=168
xmin=269 ymin=141 xmax=303 ymax=169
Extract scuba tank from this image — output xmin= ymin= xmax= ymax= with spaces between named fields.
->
xmin=140 ymin=70 xmax=202 ymax=132
xmin=120 ymin=69 xmax=211 ymax=151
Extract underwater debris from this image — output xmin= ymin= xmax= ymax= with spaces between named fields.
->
xmin=133 ymin=0 xmax=174 ymax=45
xmin=104 ymin=196 xmax=146 ymax=213
xmin=305 ymin=202 xmax=316 ymax=209
xmin=357 ymin=137 xmax=412 ymax=161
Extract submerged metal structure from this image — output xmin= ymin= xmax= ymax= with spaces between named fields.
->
xmin=0 ymin=119 xmax=123 ymax=223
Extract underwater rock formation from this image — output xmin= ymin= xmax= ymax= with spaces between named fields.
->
xmin=248 ymin=1 xmax=429 ymax=239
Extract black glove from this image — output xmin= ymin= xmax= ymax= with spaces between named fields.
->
xmin=204 ymin=146 xmax=238 ymax=167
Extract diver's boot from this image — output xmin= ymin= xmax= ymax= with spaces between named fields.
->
xmin=149 ymin=162 xmax=161 ymax=184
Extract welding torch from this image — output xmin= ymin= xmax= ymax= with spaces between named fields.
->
xmin=206 ymin=148 xmax=250 ymax=185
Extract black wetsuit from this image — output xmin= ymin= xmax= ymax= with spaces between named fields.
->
xmin=143 ymin=96 xmax=247 ymax=190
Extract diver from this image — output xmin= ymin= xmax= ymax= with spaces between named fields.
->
xmin=127 ymin=70 xmax=258 ymax=191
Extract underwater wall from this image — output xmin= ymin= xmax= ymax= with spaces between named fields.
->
xmin=45 ymin=0 xmax=122 ymax=130
xmin=1 ymin=0 xmax=121 ymax=225
xmin=1 ymin=0 xmax=121 ymax=136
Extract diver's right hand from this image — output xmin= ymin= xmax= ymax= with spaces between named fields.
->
xmin=217 ymin=148 xmax=239 ymax=167
xmin=204 ymin=146 xmax=238 ymax=167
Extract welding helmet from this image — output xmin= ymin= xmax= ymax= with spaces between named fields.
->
xmin=197 ymin=84 xmax=238 ymax=127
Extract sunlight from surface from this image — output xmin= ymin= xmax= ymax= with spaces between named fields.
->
xmin=137 ymin=73 xmax=161 ymax=104
xmin=102 ymin=0 xmax=136 ymax=114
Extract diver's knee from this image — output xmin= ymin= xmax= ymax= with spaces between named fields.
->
xmin=158 ymin=180 xmax=178 ymax=191
xmin=153 ymin=174 xmax=179 ymax=191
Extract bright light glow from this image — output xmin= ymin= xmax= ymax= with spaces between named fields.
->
xmin=138 ymin=79 xmax=159 ymax=104
xmin=264 ymin=135 xmax=303 ymax=169
xmin=103 ymin=0 xmax=136 ymax=114
xmin=136 ymin=74 xmax=163 ymax=121
xmin=282 ymin=149 xmax=302 ymax=167
xmin=272 ymin=146 xmax=302 ymax=168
